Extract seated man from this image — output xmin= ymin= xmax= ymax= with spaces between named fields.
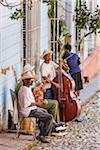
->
xmin=18 ymin=71 xmax=54 ymax=143
xmin=15 ymin=63 xmax=60 ymax=123
xmin=18 ymin=71 xmax=66 ymax=143
xmin=32 ymin=81 xmax=60 ymax=122
xmin=15 ymin=63 xmax=35 ymax=99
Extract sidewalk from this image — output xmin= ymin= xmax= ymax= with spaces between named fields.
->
xmin=0 ymin=132 xmax=34 ymax=150
xmin=80 ymin=73 xmax=100 ymax=103
xmin=0 ymin=73 xmax=100 ymax=150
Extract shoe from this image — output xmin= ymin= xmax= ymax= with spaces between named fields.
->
xmin=55 ymin=122 xmax=65 ymax=128
xmin=55 ymin=126 xmax=67 ymax=132
xmin=36 ymin=136 xmax=50 ymax=143
xmin=77 ymin=96 xmax=80 ymax=100
xmin=40 ymin=136 xmax=50 ymax=143
xmin=36 ymin=135 xmax=40 ymax=140
xmin=74 ymin=119 xmax=82 ymax=123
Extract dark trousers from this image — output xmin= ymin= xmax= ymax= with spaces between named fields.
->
xmin=71 ymin=72 xmax=83 ymax=91
xmin=29 ymin=107 xmax=54 ymax=137
xmin=44 ymin=88 xmax=54 ymax=99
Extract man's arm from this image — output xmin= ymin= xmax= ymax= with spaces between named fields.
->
xmin=28 ymin=101 xmax=42 ymax=107
xmin=43 ymin=76 xmax=60 ymax=89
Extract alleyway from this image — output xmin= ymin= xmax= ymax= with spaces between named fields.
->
xmin=0 ymin=74 xmax=100 ymax=150
xmin=0 ymin=93 xmax=100 ymax=150
xmin=24 ymin=92 xmax=100 ymax=150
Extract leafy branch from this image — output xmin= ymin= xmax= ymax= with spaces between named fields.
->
xmin=0 ymin=0 xmax=23 ymax=8
xmin=75 ymin=1 xmax=100 ymax=49
xmin=10 ymin=8 xmax=25 ymax=20
xmin=0 ymin=0 xmax=33 ymax=20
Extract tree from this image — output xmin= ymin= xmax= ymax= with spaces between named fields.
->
xmin=0 ymin=0 xmax=33 ymax=19
xmin=75 ymin=1 xmax=100 ymax=51
xmin=0 ymin=0 xmax=54 ymax=20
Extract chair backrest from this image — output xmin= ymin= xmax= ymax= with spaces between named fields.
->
xmin=10 ymin=89 xmax=17 ymax=106
xmin=10 ymin=89 xmax=18 ymax=124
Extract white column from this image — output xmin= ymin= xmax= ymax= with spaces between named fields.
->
xmin=71 ymin=0 xmax=76 ymax=52
xmin=83 ymin=0 xmax=89 ymax=59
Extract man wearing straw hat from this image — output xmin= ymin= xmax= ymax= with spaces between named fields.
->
xmin=15 ymin=63 xmax=60 ymax=123
xmin=15 ymin=63 xmax=35 ymax=98
xmin=40 ymin=50 xmax=60 ymax=99
xmin=18 ymin=71 xmax=66 ymax=142
xmin=18 ymin=71 xmax=54 ymax=143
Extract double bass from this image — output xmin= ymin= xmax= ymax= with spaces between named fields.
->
xmin=52 ymin=41 xmax=81 ymax=122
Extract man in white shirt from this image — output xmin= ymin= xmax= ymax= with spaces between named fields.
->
xmin=17 ymin=63 xmax=60 ymax=122
xmin=18 ymin=71 xmax=54 ymax=143
xmin=40 ymin=50 xmax=60 ymax=99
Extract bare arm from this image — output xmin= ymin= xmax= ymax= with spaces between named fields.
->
xmin=28 ymin=101 xmax=42 ymax=107
xmin=43 ymin=76 xmax=60 ymax=89
xmin=51 ymin=81 xmax=60 ymax=88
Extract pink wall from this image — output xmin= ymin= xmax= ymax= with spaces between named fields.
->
xmin=82 ymin=49 xmax=100 ymax=79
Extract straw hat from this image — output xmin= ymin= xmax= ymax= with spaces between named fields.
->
xmin=23 ymin=63 xmax=35 ymax=74
xmin=21 ymin=71 xmax=36 ymax=80
xmin=40 ymin=50 xmax=52 ymax=59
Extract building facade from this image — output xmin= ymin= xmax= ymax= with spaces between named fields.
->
xmin=0 ymin=0 xmax=99 ymax=131
xmin=0 ymin=0 xmax=49 ymax=131
xmin=22 ymin=0 xmax=49 ymax=75
xmin=0 ymin=0 xmax=22 ymax=130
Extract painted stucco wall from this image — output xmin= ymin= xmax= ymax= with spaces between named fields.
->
xmin=39 ymin=2 xmax=48 ymax=68
xmin=65 ymin=0 xmax=76 ymax=52
xmin=83 ymin=0 xmax=97 ymax=59
xmin=40 ymin=3 xmax=48 ymax=56
xmin=65 ymin=0 xmax=73 ymax=33
xmin=0 ymin=1 xmax=21 ymax=130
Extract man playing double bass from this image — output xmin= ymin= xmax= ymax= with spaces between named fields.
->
xmin=52 ymin=42 xmax=82 ymax=123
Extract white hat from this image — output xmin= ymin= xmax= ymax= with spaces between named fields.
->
xmin=40 ymin=50 xmax=52 ymax=59
xmin=21 ymin=71 xmax=36 ymax=80
xmin=23 ymin=63 xmax=35 ymax=74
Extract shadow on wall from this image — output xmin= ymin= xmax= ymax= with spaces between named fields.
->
xmin=1 ymin=68 xmax=17 ymax=131
xmin=2 ymin=86 xmax=8 ymax=130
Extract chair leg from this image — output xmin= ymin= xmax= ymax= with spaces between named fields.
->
xmin=32 ymin=119 xmax=36 ymax=140
xmin=16 ymin=121 xmax=21 ymax=138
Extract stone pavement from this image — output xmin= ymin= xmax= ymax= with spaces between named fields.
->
xmin=0 ymin=73 xmax=99 ymax=150
xmin=0 ymin=133 xmax=34 ymax=150
xmin=80 ymin=73 xmax=100 ymax=102
xmin=33 ymin=92 xmax=100 ymax=150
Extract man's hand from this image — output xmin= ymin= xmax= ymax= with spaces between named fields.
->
xmin=29 ymin=102 xmax=36 ymax=107
xmin=35 ymin=101 xmax=43 ymax=106
xmin=30 ymin=101 xmax=42 ymax=107
xmin=43 ymin=99 xmax=48 ymax=105
xmin=51 ymin=81 xmax=60 ymax=88
xmin=44 ymin=76 xmax=51 ymax=83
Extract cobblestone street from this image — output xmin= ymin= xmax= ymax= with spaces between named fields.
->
xmin=26 ymin=92 xmax=100 ymax=150
xmin=0 ymin=1 xmax=100 ymax=150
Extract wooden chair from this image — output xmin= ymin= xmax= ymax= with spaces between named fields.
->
xmin=9 ymin=89 xmax=36 ymax=139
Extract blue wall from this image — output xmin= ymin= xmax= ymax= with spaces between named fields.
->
xmin=0 ymin=1 xmax=21 ymax=130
